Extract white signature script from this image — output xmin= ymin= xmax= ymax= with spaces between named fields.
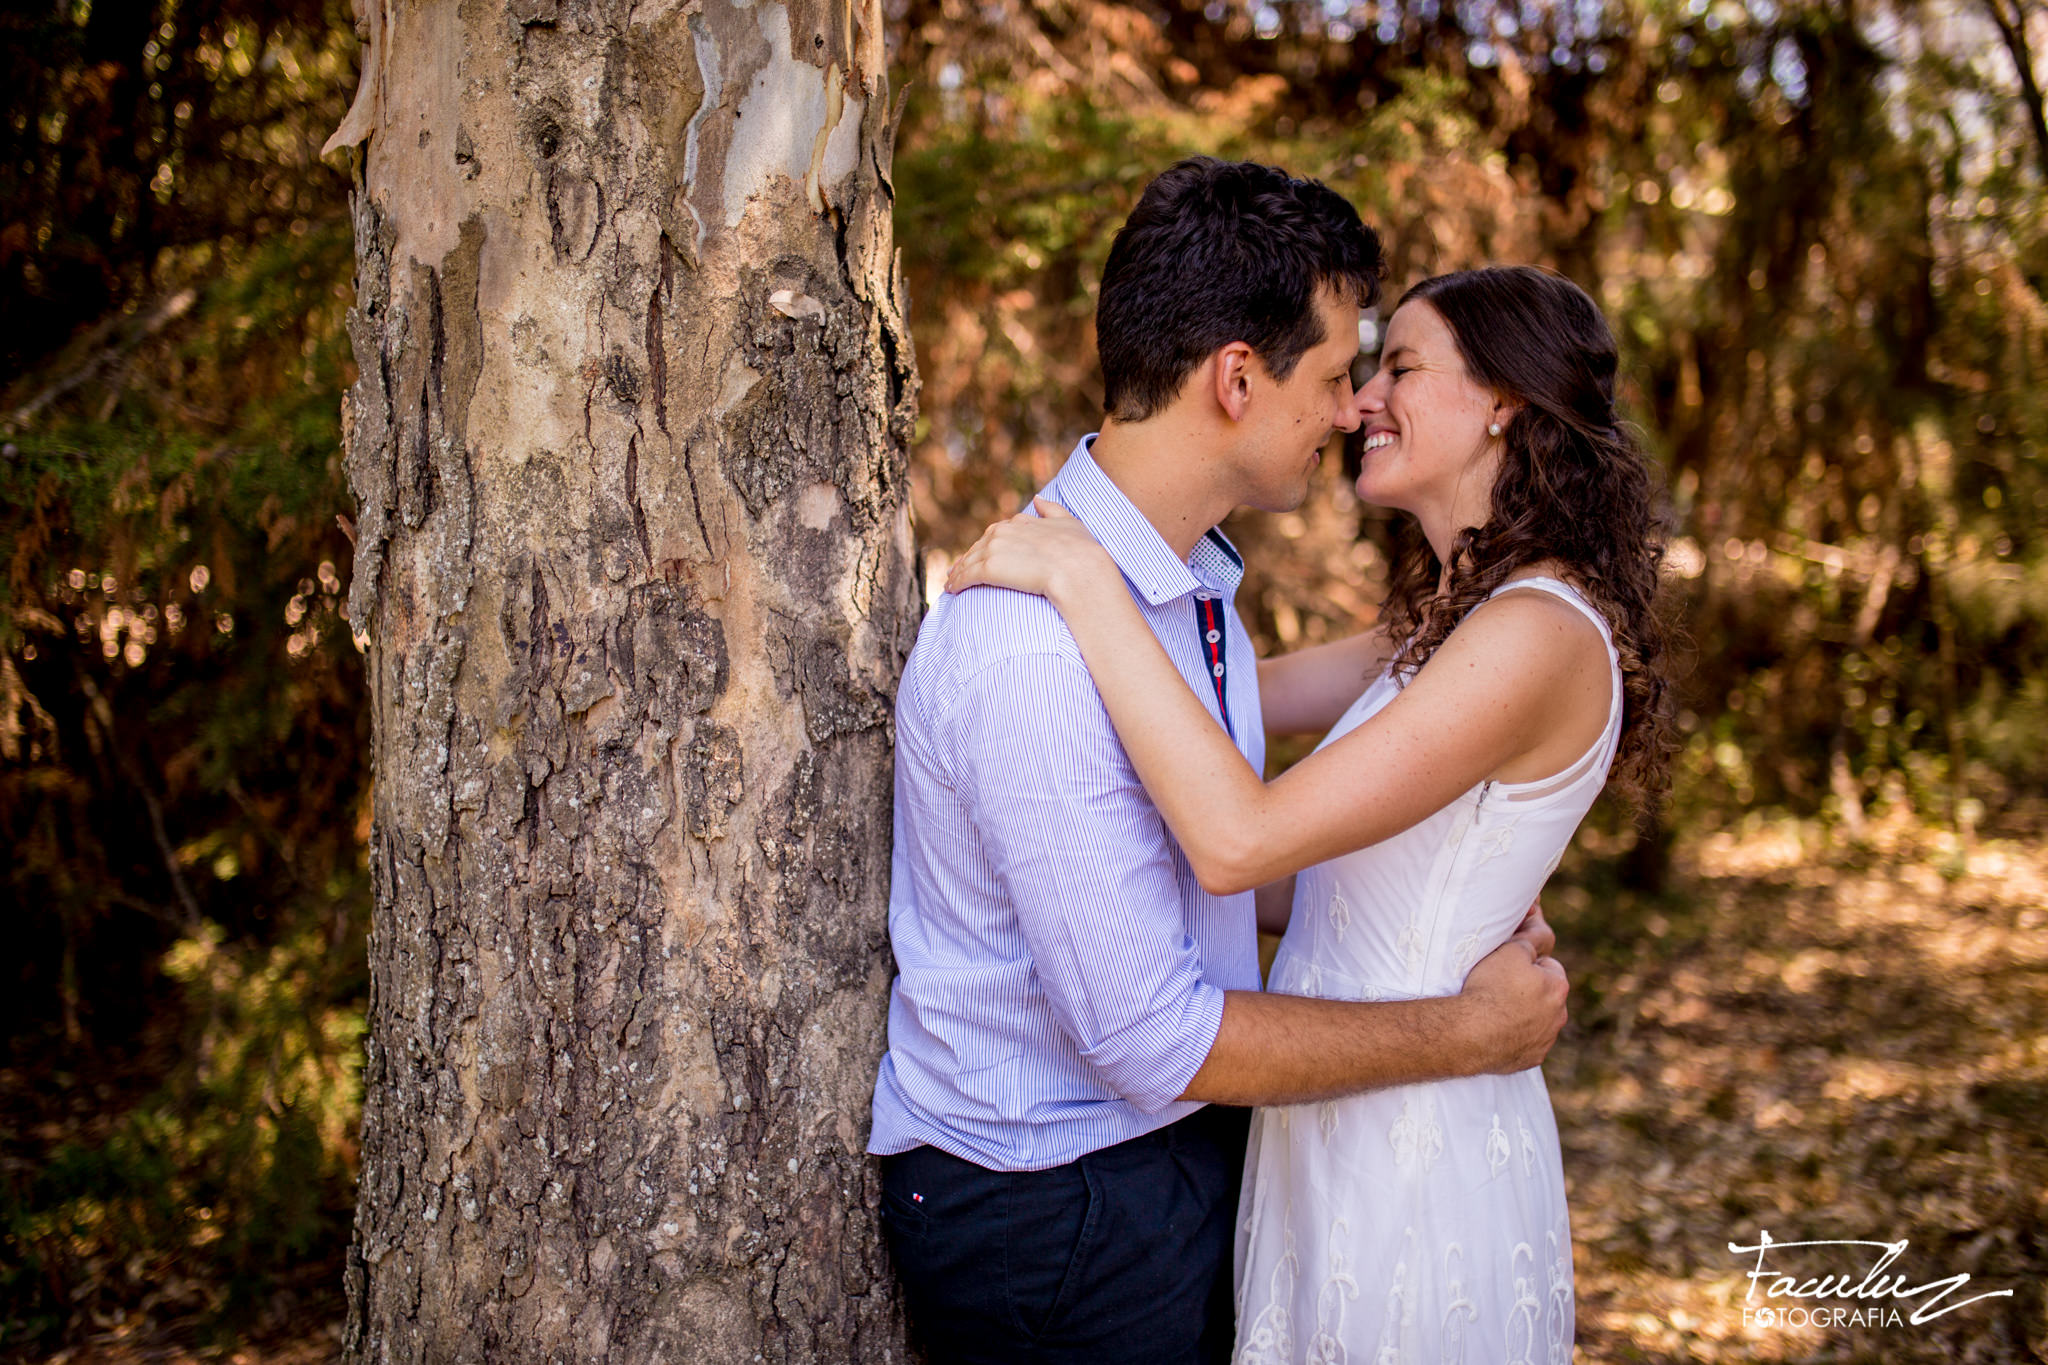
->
xmin=1728 ymin=1230 xmax=2013 ymax=1325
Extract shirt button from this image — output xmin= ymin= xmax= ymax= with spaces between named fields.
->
xmin=1205 ymin=629 xmax=1221 ymax=643
xmin=1211 ymin=662 xmax=1226 ymax=677
xmin=1194 ymin=592 xmax=1213 ymax=602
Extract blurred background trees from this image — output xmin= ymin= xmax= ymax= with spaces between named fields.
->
xmin=2 ymin=0 xmax=2043 ymax=1355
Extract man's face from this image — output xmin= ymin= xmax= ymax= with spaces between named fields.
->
xmin=1229 ymin=287 xmax=1365 ymax=513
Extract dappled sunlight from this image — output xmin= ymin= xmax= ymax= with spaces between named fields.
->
xmin=6 ymin=0 xmax=2045 ymax=1349
xmin=1694 ymin=822 xmax=1816 ymax=879
xmin=1553 ymin=814 xmax=2048 ymax=1363
xmin=1580 ymin=1269 xmax=1840 ymax=1363
xmin=1820 ymin=1057 xmax=1933 ymax=1105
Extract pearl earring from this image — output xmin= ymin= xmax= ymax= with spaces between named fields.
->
xmin=1488 ymin=422 xmax=1502 ymax=437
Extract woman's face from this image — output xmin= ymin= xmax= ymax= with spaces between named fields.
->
xmin=1351 ymin=300 xmax=1505 ymax=529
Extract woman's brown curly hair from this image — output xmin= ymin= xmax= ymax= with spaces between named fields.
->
xmin=1374 ymin=266 xmax=1677 ymax=809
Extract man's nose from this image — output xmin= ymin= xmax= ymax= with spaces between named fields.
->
xmin=1353 ymin=374 xmax=1385 ymax=418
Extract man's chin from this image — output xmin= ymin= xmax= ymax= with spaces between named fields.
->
xmin=1246 ymin=485 xmax=1312 ymax=516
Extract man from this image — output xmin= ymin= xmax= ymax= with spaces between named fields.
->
xmin=868 ymin=158 xmax=1569 ymax=1363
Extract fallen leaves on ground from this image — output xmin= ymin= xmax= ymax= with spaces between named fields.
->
xmin=1553 ymin=808 xmax=2048 ymax=1364
xmin=13 ymin=809 xmax=2046 ymax=1363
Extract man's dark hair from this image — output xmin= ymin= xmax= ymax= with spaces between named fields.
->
xmin=1096 ymin=157 xmax=1385 ymax=422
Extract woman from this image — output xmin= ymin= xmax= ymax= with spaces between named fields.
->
xmin=944 ymin=265 xmax=1674 ymax=1363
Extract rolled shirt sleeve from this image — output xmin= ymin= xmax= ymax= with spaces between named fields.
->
xmin=948 ymin=650 xmax=1225 ymax=1113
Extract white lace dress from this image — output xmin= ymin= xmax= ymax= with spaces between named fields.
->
xmin=1233 ymin=577 xmax=1622 ymax=1365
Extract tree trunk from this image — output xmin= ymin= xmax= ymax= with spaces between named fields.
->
xmin=328 ymin=0 xmax=920 ymax=1354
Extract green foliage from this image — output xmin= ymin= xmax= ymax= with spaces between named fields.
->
xmin=0 ymin=114 xmax=362 ymax=1347
xmin=0 ymin=0 xmax=356 ymax=378
xmin=893 ymin=0 xmax=2048 ymax=839
xmin=162 ymin=917 xmax=366 ymax=1259
xmin=1 ymin=917 xmax=364 ymax=1347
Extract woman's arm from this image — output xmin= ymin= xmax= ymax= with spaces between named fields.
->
xmin=1257 ymin=629 xmax=1395 ymax=737
xmin=948 ymin=501 xmax=1610 ymax=896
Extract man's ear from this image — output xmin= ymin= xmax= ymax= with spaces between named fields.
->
xmin=1212 ymin=342 xmax=1255 ymax=423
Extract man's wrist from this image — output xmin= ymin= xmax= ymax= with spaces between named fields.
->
xmin=1443 ymin=992 xmax=1492 ymax=1078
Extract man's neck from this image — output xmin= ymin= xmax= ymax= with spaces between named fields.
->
xmin=1088 ymin=418 xmax=1238 ymax=562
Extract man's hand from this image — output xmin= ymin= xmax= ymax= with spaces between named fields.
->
xmin=1458 ymin=920 xmax=1568 ymax=1075
xmin=1181 ymin=898 xmax=1568 ymax=1105
xmin=1510 ymin=899 xmax=1555 ymax=958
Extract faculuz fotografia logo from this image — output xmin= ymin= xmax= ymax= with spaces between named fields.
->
xmin=1729 ymin=1229 xmax=2014 ymax=1331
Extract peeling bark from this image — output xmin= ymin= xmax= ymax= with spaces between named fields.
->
xmin=331 ymin=0 xmax=919 ymax=1355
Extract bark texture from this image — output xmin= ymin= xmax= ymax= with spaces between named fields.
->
xmin=328 ymin=0 xmax=919 ymax=1354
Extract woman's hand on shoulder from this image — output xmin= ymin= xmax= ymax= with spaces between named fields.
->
xmin=944 ymin=498 xmax=1118 ymax=608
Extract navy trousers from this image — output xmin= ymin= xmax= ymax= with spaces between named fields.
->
xmin=879 ymin=1105 xmax=1251 ymax=1364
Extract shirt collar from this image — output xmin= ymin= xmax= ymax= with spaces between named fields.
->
xmin=1043 ymin=435 xmax=1246 ymax=607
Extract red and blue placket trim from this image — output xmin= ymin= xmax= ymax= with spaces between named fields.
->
xmin=1196 ymin=594 xmax=1232 ymax=739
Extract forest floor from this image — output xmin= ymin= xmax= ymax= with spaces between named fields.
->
xmin=11 ymin=807 xmax=2046 ymax=1365
xmin=1554 ymin=806 xmax=2048 ymax=1364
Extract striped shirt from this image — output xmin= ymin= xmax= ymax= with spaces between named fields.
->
xmin=868 ymin=436 xmax=1265 ymax=1172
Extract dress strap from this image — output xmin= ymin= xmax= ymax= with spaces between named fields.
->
xmin=1482 ymin=575 xmax=1625 ymax=802
xmin=1485 ymin=575 xmax=1616 ymax=656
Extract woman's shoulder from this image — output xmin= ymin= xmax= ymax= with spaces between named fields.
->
xmin=1447 ymin=572 xmax=1614 ymax=680
xmin=1480 ymin=566 xmax=1611 ymax=636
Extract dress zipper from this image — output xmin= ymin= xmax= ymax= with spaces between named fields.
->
xmin=1412 ymin=781 xmax=1490 ymax=986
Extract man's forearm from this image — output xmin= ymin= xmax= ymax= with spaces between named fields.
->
xmin=1178 ymin=989 xmax=1480 ymax=1106
xmin=1177 ymin=924 xmax=1569 ymax=1106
